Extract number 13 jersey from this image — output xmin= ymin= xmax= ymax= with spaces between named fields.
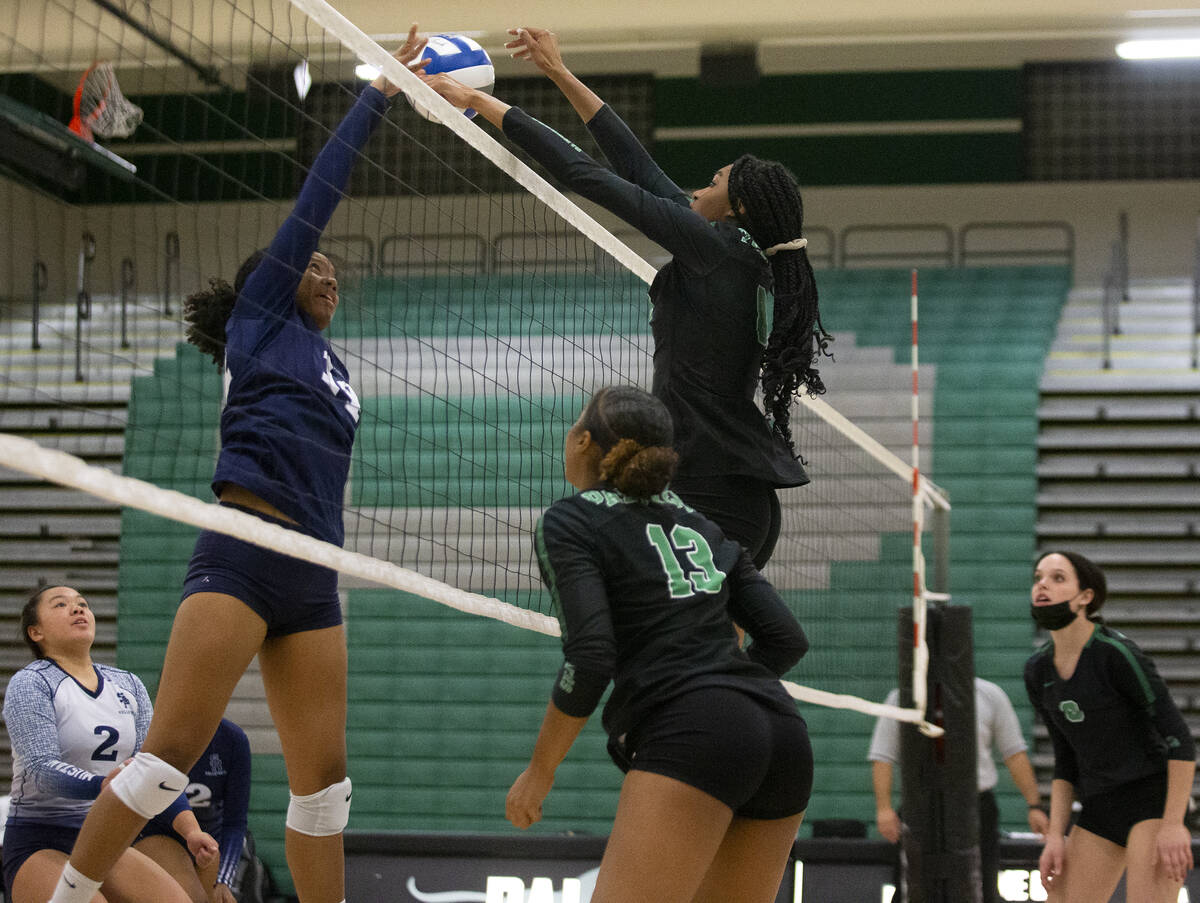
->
xmin=535 ymin=486 xmax=809 ymax=746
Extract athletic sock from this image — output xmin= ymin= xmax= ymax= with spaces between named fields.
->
xmin=47 ymin=862 xmax=102 ymax=903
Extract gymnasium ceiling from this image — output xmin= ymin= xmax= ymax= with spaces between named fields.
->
xmin=9 ymin=0 xmax=1200 ymax=81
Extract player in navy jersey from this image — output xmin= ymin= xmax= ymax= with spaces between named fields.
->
xmin=3 ymin=586 xmax=218 ymax=903
xmin=139 ymin=719 xmax=251 ymax=903
xmin=422 ymin=28 xmax=831 ymax=568
xmin=1025 ymin=551 xmax=1195 ymax=902
xmin=48 ymin=29 xmax=431 ymax=903
xmin=508 ymin=385 xmax=812 ymax=902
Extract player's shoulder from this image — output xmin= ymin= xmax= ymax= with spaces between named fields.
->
xmin=96 ymin=663 xmax=147 ymax=694
xmin=218 ymin=717 xmax=250 ymax=745
xmin=1024 ymin=641 xmax=1053 ymax=677
xmin=6 ymin=659 xmax=58 ymax=691
xmin=975 ymin=676 xmax=1007 ymax=698
xmin=1090 ymin=623 xmax=1150 ymax=663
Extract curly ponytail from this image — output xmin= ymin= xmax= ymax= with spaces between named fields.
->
xmin=727 ymin=154 xmax=833 ymax=451
xmin=183 ymin=249 xmax=266 ymax=368
xmin=581 ymin=386 xmax=678 ymax=500
xmin=599 ymin=438 xmax=680 ymax=499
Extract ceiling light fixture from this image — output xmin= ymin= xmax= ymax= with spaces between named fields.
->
xmin=1116 ymin=37 xmax=1200 ymax=58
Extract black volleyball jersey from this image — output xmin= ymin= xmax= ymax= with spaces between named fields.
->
xmin=534 ymin=486 xmax=808 ymax=743
xmin=502 ymin=105 xmax=809 ymax=488
xmin=1024 ymin=623 xmax=1195 ymax=798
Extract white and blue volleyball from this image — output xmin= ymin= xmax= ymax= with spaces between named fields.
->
xmin=413 ymin=33 xmax=494 ymax=120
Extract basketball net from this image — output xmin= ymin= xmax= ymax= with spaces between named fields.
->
xmin=69 ymin=61 xmax=143 ymax=142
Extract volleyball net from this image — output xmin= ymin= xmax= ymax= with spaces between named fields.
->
xmin=0 ymin=0 xmax=949 ymax=734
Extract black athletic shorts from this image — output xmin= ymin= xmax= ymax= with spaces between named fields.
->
xmin=623 ymin=686 xmax=812 ymax=819
xmin=2 ymin=820 xmax=80 ymax=897
xmin=671 ymin=476 xmax=782 ymax=569
xmin=1076 ymin=771 xmax=1168 ymax=847
xmin=181 ymin=502 xmax=342 ymax=638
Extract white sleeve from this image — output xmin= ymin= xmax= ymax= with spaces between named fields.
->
xmin=985 ymin=680 xmax=1028 ymax=759
xmin=866 ymin=688 xmax=902 ymax=764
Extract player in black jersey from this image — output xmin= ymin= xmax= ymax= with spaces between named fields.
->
xmin=422 ymin=28 xmax=832 ymax=568
xmin=510 ymin=385 xmax=811 ymax=902
xmin=1025 ymin=551 xmax=1195 ymax=902
xmin=48 ymin=30 xmax=431 ymax=903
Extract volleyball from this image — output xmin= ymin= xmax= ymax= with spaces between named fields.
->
xmin=412 ymin=33 xmax=494 ymax=120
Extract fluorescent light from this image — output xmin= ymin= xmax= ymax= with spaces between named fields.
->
xmin=1116 ymin=37 xmax=1200 ymax=58
xmin=1126 ymin=9 xmax=1200 ymax=18
xmin=355 ymin=63 xmax=379 ymax=81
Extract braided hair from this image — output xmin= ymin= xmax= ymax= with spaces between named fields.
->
xmin=726 ymin=154 xmax=832 ymax=452
xmin=183 ymin=249 xmax=266 ymax=367
xmin=580 ymin=386 xmax=679 ymax=500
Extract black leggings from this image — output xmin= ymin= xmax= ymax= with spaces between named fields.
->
xmin=671 ymin=476 xmax=782 ymax=568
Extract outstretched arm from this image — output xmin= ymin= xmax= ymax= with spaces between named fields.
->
xmin=506 ymin=27 xmax=688 ymax=203
xmin=505 ymin=27 xmax=602 ymax=123
xmin=238 ymin=28 xmax=429 ymax=320
xmin=422 ymin=75 xmax=725 ymax=272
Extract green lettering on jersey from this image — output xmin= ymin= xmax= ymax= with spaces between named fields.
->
xmin=645 ymin=523 xmax=727 ymax=599
xmin=1059 ymin=700 xmax=1084 ymax=723
xmin=757 ymin=285 xmax=774 ymax=346
xmin=559 ymin=662 xmax=576 ymax=694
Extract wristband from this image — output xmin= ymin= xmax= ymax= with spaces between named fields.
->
xmin=1028 ymin=802 xmax=1045 ymax=810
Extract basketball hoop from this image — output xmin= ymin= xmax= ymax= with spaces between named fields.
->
xmin=68 ymin=61 xmax=143 ymax=141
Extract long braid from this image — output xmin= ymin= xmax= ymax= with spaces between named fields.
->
xmin=727 ymin=155 xmax=832 ymax=452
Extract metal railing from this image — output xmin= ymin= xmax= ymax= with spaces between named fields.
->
xmin=120 ymin=258 xmax=135 ymax=349
xmin=1192 ymin=216 xmax=1200 ymax=370
xmin=840 ymin=223 xmax=955 ymax=269
xmin=1099 ymin=213 xmax=1132 ymax=371
xmin=75 ymin=232 xmax=95 ymax=382
xmin=959 ymin=220 xmax=1075 ymax=269
xmin=31 ymin=260 xmax=47 ymax=351
xmin=162 ymin=231 xmax=180 ymax=317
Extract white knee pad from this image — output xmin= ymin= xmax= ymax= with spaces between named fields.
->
xmin=107 ymin=752 xmax=189 ymax=819
xmin=286 ymin=777 xmax=352 ymax=836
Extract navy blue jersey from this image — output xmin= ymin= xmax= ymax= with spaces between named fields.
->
xmin=535 ymin=486 xmax=808 ymax=749
xmin=211 ymin=86 xmax=390 ymax=545
xmin=144 ymin=718 xmax=250 ymax=887
xmin=186 ymin=719 xmax=250 ymax=888
xmin=502 ymin=105 xmax=808 ymax=489
xmin=1024 ymin=624 xmax=1195 ymax=798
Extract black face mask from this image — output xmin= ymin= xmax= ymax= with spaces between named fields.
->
xmin=1030 ymin=599 xmax=1079 ymax=631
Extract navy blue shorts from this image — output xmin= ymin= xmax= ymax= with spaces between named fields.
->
xmin=1076 ymin=771 xmax=1169 ymax=847
xmin=624 ymin=686 xmax=812 ymax=819
xmin=2 ymin=820 xmax=80 ymax=898
xmin=181 ymin=502 xmax=342 ymax=638
xmin=134 ymin=818 xmax=187 ymax=850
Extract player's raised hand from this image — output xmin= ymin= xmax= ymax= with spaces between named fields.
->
xmin=372 ymin=23 xmax=430 ymax=97
xmin=505 ymin=27 xmax=566 ymax=77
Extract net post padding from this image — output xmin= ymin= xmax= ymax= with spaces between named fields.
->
xmin=899 ymin=604 xmax=980 ymax=902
